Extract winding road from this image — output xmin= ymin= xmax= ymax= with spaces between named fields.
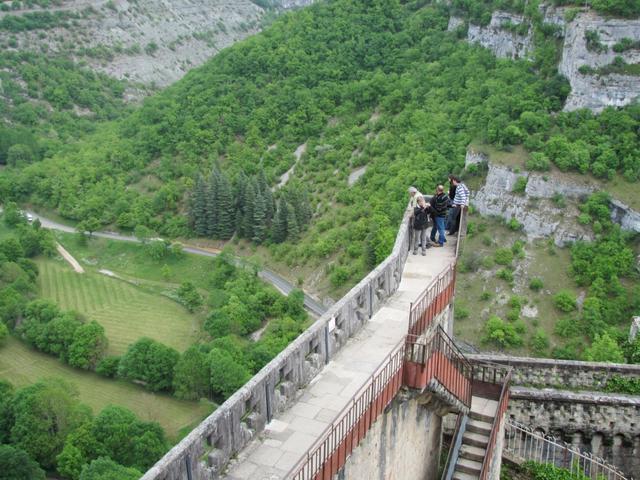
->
xmin=26 ymin=211 xmax=328 ymax=317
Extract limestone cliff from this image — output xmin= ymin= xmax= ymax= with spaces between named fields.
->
xmin=450 ymin=6 xmax=640 ymax=112
xmin=467 ymin=150 xmax=640 ymax=245
xmin=0 ymin=0 xmax=313 ymax=90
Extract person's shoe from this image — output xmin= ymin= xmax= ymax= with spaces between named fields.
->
xmin=433 ymin=244 xmax=442 ymax=248
xmin=426 ymin=243 xmax=432 ymax=249
xmin=421 ymin=250 xmax=426 ymax=256
xmin=413 ymin=250 xmax=417 ymax=255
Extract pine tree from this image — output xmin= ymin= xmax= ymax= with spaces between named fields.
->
xmin=190 ymin=176 xmax=208 ymax=236
xmin=242 ymin=180 xmax=256 ymax=239
xmin=257 ymin=167 xmax=269 ymax=195
xmin=252 ymin=192 xmax=267 ymax=244
xmin=217 ymin=172 xmax=234 ymax=240
xmin=272 ymin=198 xmax=288 ymax=243
xmin=286 ymin=203 xmax=299 ymax=240
xmin=263 ymin=187 xmax=275 ymax=226
xmin=205 ymin=170 xmax=219 ymax=237
xmin=233 ymin=171 xmax=248 ymax=234
xmin=298 ymin=188 xmax=313 ymax=228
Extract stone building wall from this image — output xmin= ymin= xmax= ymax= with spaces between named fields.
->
xmin=338 ymin=393 xmax=442 ymax=480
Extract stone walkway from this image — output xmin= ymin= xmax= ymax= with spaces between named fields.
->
xmin=223 ymin=242 xmax=456 ymax=480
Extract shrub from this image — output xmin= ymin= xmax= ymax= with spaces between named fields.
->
xmin=526 ymin=152 xmax=550 ymax=171
xmin=553 ymin=291 xmax=577 ymax=312
xmin=551 ymin=192 xmax=566 ymax=208
xmin=482 ymin=316 xmax=523 ymax=348
xmin=480 ymin=291 xmax=492 ymax=301
xmin=583 ymin=333 xmax=624 ymax=363
xmin=481 ymin=256 xmax=494 ymax=269
xmin=96 ymin=356 xmax=120 ymax=378
xmin=497 ymin=268 xmax=514 ymax=284
xmin=529 ymin=278 xmax=544 ymax=291
xmin=506 ymin=308 xmax=520 ymax=322
xmin=554 ymin=317 xmax=580 ymax=338
xmin=494 ymin=248 xmax=514 ymax=266
xmin=507 ymin=218 xmax=523 ymax=231
xmin=530 ymin=329 xmax=549 ymax=355
xmin=604 ymin=376 xmax=640 ymax=395
xmin=512 ymin=176 xmax=528 ymax=194
xmin=455 ymin=306 xmax=469 ymax=320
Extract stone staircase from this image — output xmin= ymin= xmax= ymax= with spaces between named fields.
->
xmin=452 ymin=396 xmax=498 ymax=480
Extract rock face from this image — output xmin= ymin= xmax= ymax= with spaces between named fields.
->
xmin=560 ymin=11 xmax=640 ymax=112
xmin=454 ymin=6 xmax=640 ymax=112
xmin=467 ymin=150 xmax=640 ymax=245
xmin=466 ymin=11 xmax=533 ymax=60
xmin=0 ymin=0 xmax=313 ymax=89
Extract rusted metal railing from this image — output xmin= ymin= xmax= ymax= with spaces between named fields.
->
xmin=404 ymin=326 xmax=473 ymax=409
xmin=505 ymin=421 xmax=631 ymax=480
xmin=407 ymin=264 xmax=456 ymax=337
xmin=478 ymin=366 xmax=512 ymax=480
xmin=288 ymin=340 xmax=406 ymax=480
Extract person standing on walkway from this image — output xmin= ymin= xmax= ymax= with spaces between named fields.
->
xmin=413 ymin=196 xmax=430 ymax=255
xmin=448 ymin=176 xmax=469 ymax=236
xmin=446 ymin=174 xmax=457 ymax=232
xmin=430 ymin=185 xmax=448 ymax=247
xmin=408 ymin=186 xmax=423 ymax=250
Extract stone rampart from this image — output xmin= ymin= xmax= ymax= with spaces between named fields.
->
xmin=467 ymin=354 xmax=640 ymax=391
xmin=141 ymin=210 xmax=412 ymax=480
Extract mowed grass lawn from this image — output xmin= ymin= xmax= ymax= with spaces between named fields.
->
xmin=36 ymin=257 xmax=203 ymax=355
xmin=0 ymin=337 xmax=213 ymax=440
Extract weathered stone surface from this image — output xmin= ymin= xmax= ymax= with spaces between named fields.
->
xmin=560 ymin=11 xmax=640 ymax=112
xmin=468 ymin=353 xmax=640 ymax=390
xmin=471 ymin=158 xmax=640 ymax=245
xmin=467 ymin=11 xmax=533 ymax=60
xmin=630 ymin=317 xmax=640 ymax=343
xmin=338 ymin=394 xmax=442 ymax=480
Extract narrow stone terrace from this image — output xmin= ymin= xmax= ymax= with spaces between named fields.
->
xmin=223 ymin=243 xmax=457 ymax=480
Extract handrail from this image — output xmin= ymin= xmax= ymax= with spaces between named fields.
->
xmin=504 ymin=421 xmax=631 ymax=480
xmin=404 ymin=326 xmax=473 ymax=409
xmin=407 ymin=263 xmax=456 ymax=336
xmin=442 ymin=414 xmax=468 ymax=480
xmin=479 ymin=368 xmax=512 ymax=480
xmin=455 ymin=206 xmax=468 ymax=258
xmin=288 ymin=339 xmax=406 ymax=480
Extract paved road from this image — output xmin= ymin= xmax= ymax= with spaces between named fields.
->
xmin=26 ymin=211 xmax=328 ymax=317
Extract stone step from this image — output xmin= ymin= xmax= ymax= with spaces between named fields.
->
xmin=460 ymin=444 xmax=486 ymax=463
xmin=462 ymin=431 xmax=489 ymax=449
xmin=469 ymin=410 xmax=494 ymax=424
xmin=453 ymin=468 xmax=479 ymax=480
xmin=467 ymin=418 xmax=492 ymax=436
xmin=456 ymin=457 xmax=483 ymax=475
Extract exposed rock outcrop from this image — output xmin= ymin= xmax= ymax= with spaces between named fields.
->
xmin=453 ymin=6 xmax=640 ymax=112
xmin=560 ymin=11 xmax=640 ymax=112
xmin=467 ymin=149 xmax=640 ymax=245
xmin=466 ymin=11 xmax=533 ymax=60
xmin=0 ymin=0 xmax=313 ymax=89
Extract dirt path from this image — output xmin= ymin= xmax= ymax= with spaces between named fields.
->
xmin=56 ymin=243 xmax=85 ymax=273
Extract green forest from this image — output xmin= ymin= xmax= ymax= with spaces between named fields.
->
xmin=0 ymin=0 xmax=639 ymax=474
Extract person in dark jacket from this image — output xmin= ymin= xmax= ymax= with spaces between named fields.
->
xmin=430 ymin=185 xmax=448 ymax=247
xmin=413 ymin=196 xmax=430 ymax=255
xmin=446 ymin=174 xmax=457 ymax=232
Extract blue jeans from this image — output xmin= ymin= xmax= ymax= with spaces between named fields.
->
xmin=430 ymin=217 xmax=446 ymax=245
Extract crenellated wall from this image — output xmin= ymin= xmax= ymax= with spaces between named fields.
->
xmin=467 ymin=354 xmax=640 ymax=477
xmin=141 ymin=210 xmax=412 ymax=480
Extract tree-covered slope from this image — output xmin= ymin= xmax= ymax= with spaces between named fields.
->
xmin=2 ymin=0 xmax=638 ymax=292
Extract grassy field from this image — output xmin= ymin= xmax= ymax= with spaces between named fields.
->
xmin=56 ymin=231 xmax=213 ymax=286
xmin=454 ymin=217 xmax=583 ymax=356
xmin=0 ymin=336 xmax=213 ymax=440
xmin=36 ymin=257 xmax=203 ymax=355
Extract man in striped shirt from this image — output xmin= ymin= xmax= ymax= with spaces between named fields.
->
xmin=448 ymin=176 xmax=469 ymax=235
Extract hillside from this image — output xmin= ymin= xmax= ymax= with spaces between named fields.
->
xmin=1 ymin=0 xmax=639 ymax=350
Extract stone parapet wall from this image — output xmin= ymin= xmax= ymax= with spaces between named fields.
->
xmin=467 ymin=354 xmax=640 ymax=390
xmin=141 ymin=210 xmax=413 ymax=480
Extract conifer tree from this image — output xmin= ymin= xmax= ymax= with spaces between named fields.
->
xmin=217 ymin=172 xmax=234 ymax=240
xmin=263 ymin=186 xmax=275 ymax=225
xmin=233 ymin=171 xmax=248 ymax=234
xmin=257 ymin=167 xmax=269 ymax=195
xmin=206 ymin=170 xmax=219 ymax=237
xmin=272 ymin=198 xmax=288 ymax=243
xmin=190 ymin=176 xmax=208 ymax=236
xmin=286 ymin=203 xmax=299 ymax=240
xmin=252 ymin=193 xmax=267 ymax=244
xmin=242 ymin=180 xmax=256 ymax=239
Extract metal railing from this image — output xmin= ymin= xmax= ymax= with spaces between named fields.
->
xmin=479 ymin=366 xmax=512 ymax=480
xmin=442 ymin=414 xmax=468 ymax=480
xmin=407 ymin=263 xmax=456 ymax=336
xmin=505 ymin=421 xmax=631 ymax=480
xmin=404 ymin=326 xmax=473 ymax=409
xmin=288 ymin=340 xmax=406 ymax=480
